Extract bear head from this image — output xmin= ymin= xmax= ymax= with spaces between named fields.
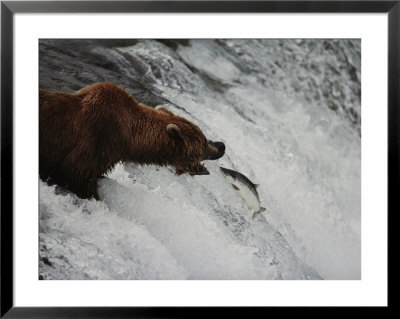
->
xmin=155 ymin=105 xmax=225 ymax=176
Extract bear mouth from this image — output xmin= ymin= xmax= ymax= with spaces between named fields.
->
xmin=176 ymin=162 xmax=210 ymax=176
xmin=194 ymin=162 xmax=210 ymax=175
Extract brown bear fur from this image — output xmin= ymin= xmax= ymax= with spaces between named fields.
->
xmin=39 ymin=82 xmax=225 ymax=199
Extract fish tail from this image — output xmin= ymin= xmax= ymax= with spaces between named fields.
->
xmin=252 ymin=207 xmax=267 ymax=219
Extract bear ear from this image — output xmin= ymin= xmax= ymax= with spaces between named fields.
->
xmin=166 ymin=123 xmax=183 ymax=140
xmin=155 ymin=105 xmax=174 ymax=116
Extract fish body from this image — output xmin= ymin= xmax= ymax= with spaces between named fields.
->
xmin=219 ymin=167 xmax=266 ymax=219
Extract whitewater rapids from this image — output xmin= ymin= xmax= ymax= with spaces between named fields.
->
xmin=39 ymin=39 xmax=361 ymax=280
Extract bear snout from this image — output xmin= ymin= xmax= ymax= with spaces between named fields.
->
xmin=205 ymin=140 xmax=226 ymax=160
xmin=214 ymin=141 xmax=226 ymax=154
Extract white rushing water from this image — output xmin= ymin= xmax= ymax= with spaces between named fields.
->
xmin=39 ymin=39 xmax=361 ymax=280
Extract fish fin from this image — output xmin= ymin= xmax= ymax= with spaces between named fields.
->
xmin=231 ymin=184 xmax=240 ymax=191
xmin=252 ymin=207 xmax=267 ymax=220
xmin=254 ymin=184 xmax=260 ymax=189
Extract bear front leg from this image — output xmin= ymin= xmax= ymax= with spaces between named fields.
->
xmin=60 ymin=172 xmax=100 ymax=200
xmin=74 ymin=178 xmax=100 ymax=200
xmin=60 ymin=147 xmax=101 ymax=200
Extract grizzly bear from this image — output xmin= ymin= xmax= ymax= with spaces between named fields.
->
xmin=39 ymin=82 xmax=225 ymax=199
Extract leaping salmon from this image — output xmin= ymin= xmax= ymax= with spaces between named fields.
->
xmin=219 ymin=167 xmax=266 ymax=219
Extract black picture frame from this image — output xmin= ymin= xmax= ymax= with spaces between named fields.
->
xmin=1 ymin=0 xmax=395 ymax=317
